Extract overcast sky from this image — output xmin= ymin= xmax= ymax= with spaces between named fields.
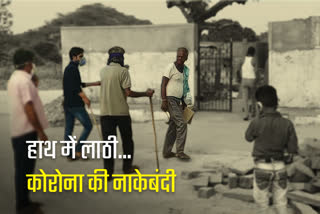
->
xmin=7 ymin=0 xmax=320 ymax=35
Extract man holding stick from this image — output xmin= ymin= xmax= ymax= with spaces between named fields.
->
xmin=99 ymin=46 xmax=154 ymax=180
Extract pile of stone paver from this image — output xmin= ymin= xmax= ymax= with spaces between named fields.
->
xmin=182 ymin=138 xmax=320 ymax=214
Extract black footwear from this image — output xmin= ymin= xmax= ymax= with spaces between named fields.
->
xmin=30 ymin=202 xmax=43 ymax=207
xmin=67 ymin=152 xmax=86 ymax=161
xmin=67 ymin=155 xmax=79 ymax=161
xmin=123 ymin=165 xmax=140 ymax=174
xmin=243 ymin=116 xmax=249 ymax=121
xmin=176 ymin=152 xmax=191 ymax=160
xmin=17 ymin=203 xmax=44 ymax=214
xmin=107 ymin=176 xmax=113 ymax=182
xmin=163 ymin=152 xmax=176 ymax=159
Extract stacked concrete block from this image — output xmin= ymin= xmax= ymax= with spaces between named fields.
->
xmin=238 ymin=174 xmax=253 ymax=189
xmin=181 ymin=170 xmax=202 ymax=180
xmin=290 ymin=201 xmax=318 ymax=214
xmin=222 ymin=188 xmax=254 ymax=203
xmin=184 ymin=138 xmax=320 ymax=205
xmin=228 ymin=173 xmax=239 ymax=189
xmin=289 ymin=182 xmax=320 ymax=194
xmin=285 ymin=138 xmax=320 ymax=209
xmin=191 ymin=176 xmax=209 ymax=191
xmin=311 ymin=157 xmax=320 ymax=170
xmin=182 ymin=168 xmax=254 ymax=199
xmin=198 ymin=187 xmax=216 ymax=199
xmin=208 ymin=172 xmax=223 ymax=186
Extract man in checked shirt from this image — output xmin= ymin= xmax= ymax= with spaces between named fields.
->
xmin=245 ymin=85 xmax=298 ymax=214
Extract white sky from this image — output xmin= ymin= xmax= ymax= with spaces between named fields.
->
xmin=7 ymin=0 xmax=320 ymax=35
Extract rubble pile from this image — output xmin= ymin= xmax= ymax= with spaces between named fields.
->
xmin=182 ymin=139 xmax=320 ymax=213
xmin=44 ymin=96 xmax=101 ymax=127
xmin=44 ymin=96 xmax=65 ymax=127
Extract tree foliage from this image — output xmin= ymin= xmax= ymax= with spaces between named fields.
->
xmin=0 ymin=0 xmax=13 ymax=34
xmin=258 ymin=31 xmax=268 ymax=42
xmin=0 ymin=3 xmax=152 ymax=66
xmin=0 ymin=0 xmax=13 ymax=68
xmin=201 ymin=19 xmax=257 ymax=42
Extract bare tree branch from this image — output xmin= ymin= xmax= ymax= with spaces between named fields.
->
xmin=167 ymin=0 xmax=248 ymax=23
xmin=176 ymin=5 xmax=194 ymax=23
xmin=198 ymin=0 xmax=248 ymax=22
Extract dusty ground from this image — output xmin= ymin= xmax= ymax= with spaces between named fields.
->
xmin=1 ymin=109 xmax=320 ymax=214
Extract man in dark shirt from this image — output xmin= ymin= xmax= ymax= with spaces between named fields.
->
xmin=245 ymin=85 xmax=298 ymax=214
xmin=63 ymin=47 xmax=98 ymax=160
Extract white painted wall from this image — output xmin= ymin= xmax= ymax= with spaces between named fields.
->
xmin=269 ymin=17 xmax=320 ymax=108
xmin=269 ymin=49 xmax=320 ymax=108
xmin=61 ymin=24 xmax=197 ymax=106
xmin=62 ymin=51 xmax=195 ymax=105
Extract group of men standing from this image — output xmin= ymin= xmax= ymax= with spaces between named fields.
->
xmin=7 ymin=46 xmax=192 ymax=214
xmin=7 ymin=45 xmax=300 ymax=214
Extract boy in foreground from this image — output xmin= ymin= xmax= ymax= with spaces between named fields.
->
xmin=245 ymin=85 xmax=298 ymax=214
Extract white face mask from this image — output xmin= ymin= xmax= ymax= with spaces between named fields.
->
xmin=31 ymin=63 xmax=37 ymax=75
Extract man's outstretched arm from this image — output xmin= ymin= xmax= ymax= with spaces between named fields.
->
xmin=81 ymin=81 xmax=101 ymax=87
xmin=125 ymin=88 xmax=154 ymax=98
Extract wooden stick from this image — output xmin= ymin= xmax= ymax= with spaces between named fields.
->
xmin=149 ymin=97 xmax=160 ymax=171
xmin=88 ymin=106 xmax=103 ymax=141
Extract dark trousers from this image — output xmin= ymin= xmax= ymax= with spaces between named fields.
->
xmin=100 ymin=116 xmax=134 ymax=175
xmin=12 ymin=131 xmax=37 ymax=211
xmin=64 ymin=106 xmax=93 ymax=152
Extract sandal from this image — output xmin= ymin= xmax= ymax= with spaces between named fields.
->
xmin=176 ymin=152 xmax=191 ymax=160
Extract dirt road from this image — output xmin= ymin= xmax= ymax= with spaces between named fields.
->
xmin=1 ymin=112 xmax=319 ymax=214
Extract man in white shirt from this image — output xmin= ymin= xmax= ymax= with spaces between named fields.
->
xmin=241 ymin=47 xmax=257 ymax=120
xmin=161 ymin=47 xmax=190 ymax=160
xmin=7 ymin=49 xmax=48 ymax=214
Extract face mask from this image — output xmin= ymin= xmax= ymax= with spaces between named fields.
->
xmin=31 ymin=63 xmax=37 ymax=75
xmin=79 ymin=57 xmax=86 ymax=66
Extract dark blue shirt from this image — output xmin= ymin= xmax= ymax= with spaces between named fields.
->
xmin=245 ymin=111 xmax=298 ymax=159
xmin=63 ymin=61 xmax=84 ymax=107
